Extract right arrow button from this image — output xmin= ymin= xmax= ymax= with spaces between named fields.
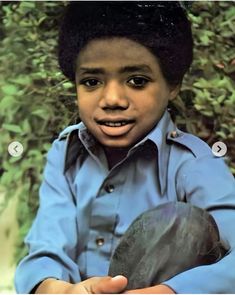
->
xmin=212 ymin=141 xmax=227 ymax=157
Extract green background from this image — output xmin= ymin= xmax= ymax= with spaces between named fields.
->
xmin=0 ymin=1 xmax=234 ymax=292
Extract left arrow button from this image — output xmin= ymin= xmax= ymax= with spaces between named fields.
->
xmin=8 ymin=141 xmax=24 ymax=157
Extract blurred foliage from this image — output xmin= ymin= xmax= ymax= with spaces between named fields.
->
xmin=170 ymin=1 xmax=235 ymax=172
xmin=0 ymin=1 xmax=234 ymax=263
xmin=0 ymin=1 xmax=77 ymax=262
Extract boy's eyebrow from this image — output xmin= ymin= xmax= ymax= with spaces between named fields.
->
xmin=78 ymin=67 xmax=105 ymax=75
xmin=78 ymin=64 xmax=153 ymax=75
xmin=119 ymin=65 xmax=153 ymax=74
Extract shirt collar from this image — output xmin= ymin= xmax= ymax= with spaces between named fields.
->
xmin=62 ymin=110 xmax=176 ymax=195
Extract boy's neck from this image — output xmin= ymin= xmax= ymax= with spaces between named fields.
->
xmin=104 ymin=147 xmax=130 ymax=169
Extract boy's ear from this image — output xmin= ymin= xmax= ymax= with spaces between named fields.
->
xmin=169 ymin=84 xmax=181 ymax=101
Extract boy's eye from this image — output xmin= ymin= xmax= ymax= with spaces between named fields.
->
xmin=127 ymin=76 xmax=150 ymax=88
xmin=80 ymin=78 xmax=102 ymax=88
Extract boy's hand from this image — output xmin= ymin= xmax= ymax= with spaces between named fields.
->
xmin=124 ymin=284 xmax=175 ymax=294
xmin=77 ymin=275 xmax=128 ymax=293
xmin=35 ymin=275 xmax=128 ymax=294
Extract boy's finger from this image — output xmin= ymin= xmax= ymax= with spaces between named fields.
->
xmin=93 ymin=275 xmax=128 ymax=294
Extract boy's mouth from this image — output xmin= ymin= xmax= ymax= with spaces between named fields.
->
xmin=96 ymin=119 xmax=135 ymax=136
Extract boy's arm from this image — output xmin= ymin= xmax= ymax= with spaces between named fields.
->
xmin=162 ymin=156 xmax=235 ymax=293
xmin=124 ymin=156 xmax=235 ymax=294
xmin=14 ymin=138 xmax=81 ymax=293
xmin=164 ymin=156 xmax=235 ymax=293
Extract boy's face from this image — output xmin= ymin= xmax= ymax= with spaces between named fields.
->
xmin=75 ymin=38 xmax=179 ymax=149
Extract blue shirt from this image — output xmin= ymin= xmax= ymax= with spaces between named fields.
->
xmin=15 ymin=111 xmax=235 ymax=293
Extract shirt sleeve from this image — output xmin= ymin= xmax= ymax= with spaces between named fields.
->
xmin=164 ymin=156 xmax=235 ymax=293
xmin=14 ymin=138 xmax=81 ymax=293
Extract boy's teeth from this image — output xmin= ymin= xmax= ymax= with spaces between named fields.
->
xmin=104 ymin=122 xmax=127 ymax=127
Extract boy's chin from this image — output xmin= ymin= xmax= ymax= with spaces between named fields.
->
xmin=100 ymin=139 xmax=135 ymax=150
xmin=97 ymin=132 xmax=145 ymax=150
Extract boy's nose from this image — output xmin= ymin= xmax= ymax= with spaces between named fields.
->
xmin=99 ymin=81 xmax=129 ymax=110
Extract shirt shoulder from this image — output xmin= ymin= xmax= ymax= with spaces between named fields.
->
xmin=167 ymin=129 xmax=212 ymax=158
xmin=47 ymin=123 xmax=85 ymax=174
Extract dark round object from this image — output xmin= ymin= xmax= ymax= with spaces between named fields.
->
xmin=109 ymin=202 xmax=225 ymax=290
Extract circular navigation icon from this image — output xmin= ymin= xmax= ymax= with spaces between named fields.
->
xmin=212 ymin=141 xmax=227 ymax=157
xmin=8 ymin=141 xmax=24 ymax=157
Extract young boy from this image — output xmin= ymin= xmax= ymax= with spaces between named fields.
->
xmin=15 ymin=2 xmax=235 ymax=294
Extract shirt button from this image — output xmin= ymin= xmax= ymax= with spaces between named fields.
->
xmin=96 ymin=237 xmax=105 ymax=246
xmin=170 ymin=130 xmax=178 ymax=138
xmin=105 ymin=184 xmax=115 ymax=193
